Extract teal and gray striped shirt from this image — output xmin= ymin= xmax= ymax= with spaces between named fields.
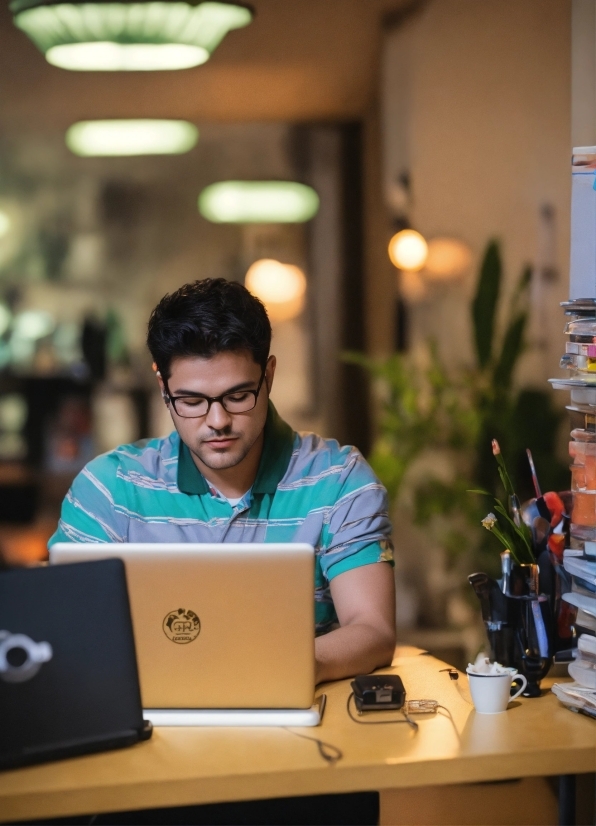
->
xmin=49 ymin=404 xmax=394 ymax=633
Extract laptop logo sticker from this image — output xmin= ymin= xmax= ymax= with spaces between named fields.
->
xmin=163 ymin=609 xmax=201 ymax=644
xmin=0 ymin=631 xmax=53 ymax=682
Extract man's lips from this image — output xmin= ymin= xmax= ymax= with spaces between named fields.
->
xmin=203 ymin=437 xmax=238 ymax=449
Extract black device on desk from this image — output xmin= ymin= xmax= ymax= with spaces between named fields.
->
xmin=0 ymin=558 xmax=152 ymax=770
xmin=351 ymin=675 xmax=406 ymax=712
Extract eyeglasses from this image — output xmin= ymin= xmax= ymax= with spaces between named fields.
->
xmin=164 ymin=369 xmax=266 ymax=419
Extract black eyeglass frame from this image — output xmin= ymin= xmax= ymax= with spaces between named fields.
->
xmin=164 ymin=368 xmax=267 ymax=419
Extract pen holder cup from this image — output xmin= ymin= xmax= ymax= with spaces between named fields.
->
xmin=469 ymin=568 xmax=552 ymax=698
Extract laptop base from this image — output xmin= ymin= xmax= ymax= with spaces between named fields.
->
xmin=145 ymin=696 xmax=325 ymax=727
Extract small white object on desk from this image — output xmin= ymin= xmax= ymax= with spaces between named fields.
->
xmin=466 ymin=655 xmax=527 ymax=714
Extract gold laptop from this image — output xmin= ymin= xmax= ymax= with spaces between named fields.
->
xmin=50 ymin=543 xmax=315 ymax=711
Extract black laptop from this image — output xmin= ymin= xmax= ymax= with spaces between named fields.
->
xmin=0 ymin=558 xmax=151 ymax=770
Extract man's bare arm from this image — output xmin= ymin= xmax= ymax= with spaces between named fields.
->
xmin=314 ymin=562 xmax=396 ymax=684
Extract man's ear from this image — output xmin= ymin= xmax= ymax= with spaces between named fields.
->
xmin=265 ymin=355 xmax=276 ymax=393
xmin=153 ymin=363 xmax=168 ymax=402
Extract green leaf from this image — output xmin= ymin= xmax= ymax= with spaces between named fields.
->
xmin=472 ymin=240 xmax=501 ymax=369
xmin=492 ymin=265 xmax=531 ymax=389
xmin=493 ymin=500 xmax=534 ymax=562
xmin=493 ymin=312 xmax=527 ymax=390
xmin=495 ymin=452 xmax=516 ymax=497
xmin=510 ymin=264 xmax=532 ymax=312
xmin=497 ymin=466 xmax=512 ymax=497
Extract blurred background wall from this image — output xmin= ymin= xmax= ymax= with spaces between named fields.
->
xmin=370 ymin=0 xmax=573 ymax=660
xmin=379 ymin=0 xmax=570 ymax=382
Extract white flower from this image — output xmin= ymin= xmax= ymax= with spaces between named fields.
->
xmin=481 ymin=513 xmax=497 ymax=530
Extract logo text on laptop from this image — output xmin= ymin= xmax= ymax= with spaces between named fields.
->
xmin=162 ymin=609 xmax=201 ymax=644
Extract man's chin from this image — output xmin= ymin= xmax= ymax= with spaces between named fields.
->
xmin=195 ymin=447 xmax=246 ymax=471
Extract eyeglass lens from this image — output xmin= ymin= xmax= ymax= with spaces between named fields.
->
xmin=173 ymin=390 xmax=258 ymax=418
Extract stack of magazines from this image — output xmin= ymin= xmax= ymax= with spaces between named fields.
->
xmin=551 ymin=682 xmax=596 ymax=718
xmin=550 ymin=300 xmax=596 ymax=716
xmin=562 ymin=548 xmax=596 ymax=635
xmin=551 ymin=549 xmax=596 ymax=717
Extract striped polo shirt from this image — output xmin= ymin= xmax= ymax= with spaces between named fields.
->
xmin=49 ymin=403 xmax=394 ymax=633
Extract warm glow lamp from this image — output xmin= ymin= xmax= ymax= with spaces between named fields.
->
xmin=388 ymin=229 xmax=428 ymax=271
xmin=199 ymin=182 xmax=320 ymax=223
xmin=399 ymin=271 xmax=426 ymax=303
xmin=424 ymin=237 xmax=472 ymax=280
xmin=245 ymin=259 xmax=307 ymax=321
xmin=66 ymin=119 xmax=198 ymax=156
xmin=10 ymin=0 xmax=253 ymax=71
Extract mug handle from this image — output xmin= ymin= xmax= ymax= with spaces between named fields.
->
xmin=510 ymin=675 xmax=528 ymax=701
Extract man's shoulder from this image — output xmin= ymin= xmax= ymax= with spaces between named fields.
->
xmin=283 ymin=430 xmax=380 ymax=492
xmin=80 ymin=431 xmax=180 ymax=483
xmin=293 ymin=431 xmax=356 ymax=464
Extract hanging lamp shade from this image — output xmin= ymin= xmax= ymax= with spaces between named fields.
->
xmin=199 ymin=181 xmax=320 ymax=223
xmin=66 ymin=119 xmax=199 ymax=155
xmin=10 ymin=0 xmax=253 ymax=71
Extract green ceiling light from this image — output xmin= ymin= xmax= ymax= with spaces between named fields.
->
xmin=10 ymin=1 xmax=253 ymax=71
xmin=199 ymin=181 xmax=320 ymax=223
xmin=66 ymin=119 xmax=199 ymax=156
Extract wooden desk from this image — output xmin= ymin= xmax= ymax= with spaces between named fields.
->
xmin=0 ymin=649 xmax=594 ymax=825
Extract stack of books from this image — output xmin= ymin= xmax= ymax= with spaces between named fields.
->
xmin=549 ymin=299 xmax=596 ymax=716
xmin=562 ymin=547 xmax=596 ymax=635
xmin=552 ymin=548 xmax=596 ymax=717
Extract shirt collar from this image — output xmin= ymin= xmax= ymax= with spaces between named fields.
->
xmin=177 ymin=401 xmax=295 ymax=497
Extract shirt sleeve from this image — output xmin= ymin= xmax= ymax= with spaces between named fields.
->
xmin=48 ymin=452 xmax=129 ymax=547
xmin=318 ymin=452 xmax=394 ymax=582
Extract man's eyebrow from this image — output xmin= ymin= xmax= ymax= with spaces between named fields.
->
xmin=170 ymin=380 xmax=258 ymax=397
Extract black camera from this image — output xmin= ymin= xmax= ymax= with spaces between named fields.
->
xmin=351 ymin=674 xmax=406 ymax=712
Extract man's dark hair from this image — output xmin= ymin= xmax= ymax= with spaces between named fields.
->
xmin=147 ymin=278 xmax=271 ymax=380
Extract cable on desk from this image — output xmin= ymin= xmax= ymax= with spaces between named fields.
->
xmin=283 ymin=728 xmax=343 ymax=765
xmin=439 ymin=667 xmax=475 ymax=707
xmin=435 ymin=704 xmax=462 ymax=743
xmin=346 ymin=693 xmax=419 ymax=731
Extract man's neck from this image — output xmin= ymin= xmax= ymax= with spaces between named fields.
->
xmin=189 ymin=430 xmax=264 ymax=500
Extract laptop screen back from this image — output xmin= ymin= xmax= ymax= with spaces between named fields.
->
xmin=50 ymin=543 xmax=315 ymax=709
xmin=0 ymin=559 xmax=146 ymax=768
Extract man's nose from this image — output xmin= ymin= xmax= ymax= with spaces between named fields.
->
xmin=205 ymin=400 xmax=232 ymax=430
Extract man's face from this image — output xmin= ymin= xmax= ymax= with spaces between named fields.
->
xmin=160 ymin=350 xmax=275 ymax=472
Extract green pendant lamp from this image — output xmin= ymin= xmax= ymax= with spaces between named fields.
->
xmin=66 ymin=120 xmax=199 ymax=155
xmin=199 ymin=182 xmax=320 ymax=223
xmin=10 ymin=0 xmax=253 ymax=71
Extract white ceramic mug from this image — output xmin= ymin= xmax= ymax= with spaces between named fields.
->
xmin=466 ymin=670 xmax=528 ymax=714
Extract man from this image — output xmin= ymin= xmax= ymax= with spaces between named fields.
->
xmin=50 ymin=279 xmax=396 ymax=683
